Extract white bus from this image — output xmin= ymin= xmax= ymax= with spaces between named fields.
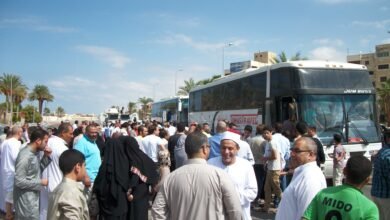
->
xmin=189 ymin=60 xmax=382 ymax=178
xmin=151 ymin=96 xmax=189 ymax=125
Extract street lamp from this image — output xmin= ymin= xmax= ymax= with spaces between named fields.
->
xmin=174 ymin=69 xmax=183 ymax=96
xmin=222 ymin=42 xmax=234 ymax=75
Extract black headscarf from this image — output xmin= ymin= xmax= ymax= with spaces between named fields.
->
xmin=120 ymin=136 xmax=159 ymax=185
xmin=94 ymin=138 xmax=129 ymax=217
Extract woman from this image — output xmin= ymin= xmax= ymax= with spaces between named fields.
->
xmin=120 ymin=136 xmax=159 ymax=220
xmin=94 ymin=138 xmax=129 ymax=220
xmin=156 ymin=129 xmax=171 ymax=191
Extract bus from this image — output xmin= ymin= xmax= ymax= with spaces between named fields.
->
xmin=151 ymin=96 xmax=189 ymax=125
xmin=189 ymin=60 xmax=382 ymax=178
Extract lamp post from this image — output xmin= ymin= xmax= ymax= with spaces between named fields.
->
xmin=174 ymin=69 xmax=183 ymax=96
xmin=222 ymin=42 xmax=233 ymax=75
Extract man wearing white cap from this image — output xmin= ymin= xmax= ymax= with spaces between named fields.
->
xmin=208 ymin=132 xmax=258 ymax=220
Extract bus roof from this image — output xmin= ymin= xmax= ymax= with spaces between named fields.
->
xmin=153 ymin=96 xmax=189 ymax=104
xmin=191 ymin=60 xmax=367 ymax=92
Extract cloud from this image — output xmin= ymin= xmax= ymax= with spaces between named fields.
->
xmin=380 ymin=6 xmax=389 ymax=11
xmin=0 ymin=17 xmax=77 ymax=33
xmin=313 ymin=38 xmax=344 ymax=47
xmin=352 ymin=19 xmax=390 ymax=29
xmin=382 ymin=38 xmax=390 ymax=44
xmin=155 ymin=33 xmax=247 ymax=52
xmin=76 ymin=45 xmax=131 ymax=69
xmin=316 ymin=0 xmax=367 ymax=4
xmin=309 ymin=46 xmax=346 ymax=62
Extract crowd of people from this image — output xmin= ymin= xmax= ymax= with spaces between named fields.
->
xmin=0 ymin=118 xmax=388 ymax=220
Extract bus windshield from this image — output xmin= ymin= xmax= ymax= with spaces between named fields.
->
xmin=300 ymin=94 xmax=380 ymax=145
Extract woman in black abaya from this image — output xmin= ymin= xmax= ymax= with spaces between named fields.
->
xmin=120 ymin=136 xmax=159 ymax=220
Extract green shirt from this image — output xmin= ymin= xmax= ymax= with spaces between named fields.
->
xmin=303 ymin=185 xmax=378 ymax=220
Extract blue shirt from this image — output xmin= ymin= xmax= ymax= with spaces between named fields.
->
xmin=74 ymin=135 xmax=101 ymax=182
xmin=208 ymin=132 xmax=226 ymax=159
xmin=371 ymin=145 xmax=390 ymax=198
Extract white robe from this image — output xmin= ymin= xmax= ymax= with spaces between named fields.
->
xmin=208 ymin=156 xmax=257 ymax=220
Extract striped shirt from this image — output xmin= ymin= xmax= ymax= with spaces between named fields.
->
xmin=371 ymin=146 xmax=390 ymax=198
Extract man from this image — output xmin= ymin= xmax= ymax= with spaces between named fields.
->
xmin=208 ymin=120 xmax=227 ymax=159
xmin=152 ymin=131 xmax=242 ymax=220
xmin=261 ymin=125 xmax=282 ymax=213
xmin=202 ymin=122 xmax=211 ymax=137
xmin=241 ymin=125 xmax=253 ymax=143
xmin=73 ymin=120 xmax=79 ymax=130
xmin=0 ymin=125 xmax=10 ymax=213
xmin=14 ymin=129 xmax=51 ymax=220
xmin=333 ymin=133 xmax=346 ymax=186
xmin=135 ymin=125 xmax=148 ymax=153
xmin=47 ymin=149 xmax=89 ymax=220
xmin=307 ymin=125 xmax=325 ymax=167
xmin=142 ymin=125 xmax=163 ymax=165
xmin=40 ymin=122 xmax=74 ymax=220
xmin=208 ymin=132 xmax=257 ymax=220
xmin=275 ymin=137 xmax=326 ymax=220
xmin=371 ymin=129 xmax=390 ymax=220
xmin=272 ymin=122 xmax=290 ymax=191
xmin=167 ymin=123 xmax=186 ymax=171
xmin=166 ymin=122 xmax=177 ymax=136
xmin=0 ymin=125 xmax=23 ymax=220
xmin=303 ymin=155 xmax=378 ymax=219
xmin=250 ymin=124 xmax=267 ymax=208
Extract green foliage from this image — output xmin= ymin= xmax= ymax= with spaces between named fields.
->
xmin=28 ymin=84 xmax=54 ymax=115
xmin=272 ymin=51 xmax=308 ymax=63
xmin=56 ymin=106 xmax=65 ymax=117
xmin=378 ymin=79 xmax=390 ymax=125
xmin=21 ymin=105 xmax=42 ymax=123
xmin=177 ymin=78 xmax=197 ymax=96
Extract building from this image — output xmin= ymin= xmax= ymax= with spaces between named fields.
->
xmin=254 ymin=51 xmax=277 ymax=64
xmin=347 ymin=43 xmax=390 ymax=89
xmin=230 ymin=60 xmax=266 ymax=73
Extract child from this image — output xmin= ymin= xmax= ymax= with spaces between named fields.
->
xmin=47 ymin=149 xmax=89 ymax=220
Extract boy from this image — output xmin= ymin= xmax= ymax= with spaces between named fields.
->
xmin=47 ymin=149 xmax=89 ymax=220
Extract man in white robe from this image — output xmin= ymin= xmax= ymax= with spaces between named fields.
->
xmin=208 ymin=132 xmax=257 ymax=220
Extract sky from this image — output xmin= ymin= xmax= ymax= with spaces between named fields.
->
xmin=0 ymin=0 xmax=389 ymax=114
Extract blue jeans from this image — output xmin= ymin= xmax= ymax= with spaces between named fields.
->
xmin=253 ymin=164 xmax=266 ymax=200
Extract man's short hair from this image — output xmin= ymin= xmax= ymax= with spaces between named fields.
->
xmin=11 ymin=125 xmax=21 ymax=135
xmin=3 ymin=126 xmax=10 ymax=135
xmin=148 ymin=124 xmax=157 ymax=135
xmin=296 ymin=121 xmax=308 ymax=135
xmin=255 ymin=124 xmax=265 ymax=135
xmin=57 ymin=123 xmax=72 ymax=136
xmin=216 ymin=121 xmax=227 ymax=133
xmin=137 ymin=125 xmax=146 ymax=134
xmin=308 ymin=125 xmax=317 ymax=132
xmin=274 ymin=122 xmax=283 ymax=133
xmin=345 ymin=155 xmax=372 ymax=185
xmin=333 ymin=133 xmax=343 ymax=143
xmin=59 ymin=149 xmax=85 ymax=175
xmin=244 ymin=125 xmax=252 ymax=132
xmin=86 ymin=123 xmax=97 ymax=132
xmin=177 ymin=123 xmax=185 ymax=132
xmin=185 ymin=131 xmax=208 ymax=157
xmin=30 ymin=128 xmax=48 ymax=143
xmin=262 ymin=125 xmax=273 ymax=133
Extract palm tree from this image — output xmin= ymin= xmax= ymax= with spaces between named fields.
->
xmin=378 ymin=79 xmax=390 ymax=126
xmin=12 ymin=84 xmax=28 ymax=121
xmin=28 ymin=85 xmax=54 ymax=115
xmin=128 ymin=101 xmax=137 ymax=114
xmin=177 ymin=78 xmax=197 ymax=96
xmin=43 ymin=107 xmax=51 ymax=115
xmin=138 ymin=97 xmax=153 ymax=120
xmin=0 ymin=73 xmax=27 ymax=121
xmin=272 ymin=51 xmax=307 ymax=63
xmin=55 ymin=106 xmax=65 ymax=117
xmin=197 ymin=74 xmax=222 ymax=86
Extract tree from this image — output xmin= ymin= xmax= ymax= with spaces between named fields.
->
xmin=378 ymin=79 xmax=390 ymax=126
xmin=138 ymin=97 xmax=153 ymax=120
xmin=197 ymin=74 xmax=222 ymax=86
xmin=43 ymin=107 xmax=51 ymax=115
xmin=272 ymin=51 xmax=308 ymax=63
xmin=28 ymin=85 xmax=54 ymax=115
xmin=128 ymin=101 xmax=137 ymax=114
xmin=0 ymin=73 xmax=28 ymax=122
xmin=177 ymin=78 xmax=197 ymax=96
xmin=55 ymin=106 xmax=65 ymax=117
xmin=21 ymin=105 xmax=42 ymax=123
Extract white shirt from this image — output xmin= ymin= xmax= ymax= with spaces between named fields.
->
xmin=272 ymin=133 xmax=290 ymax=168
xmin=237 ymin=140 xmax=255 ymax=165
xmin=208 ymin=156 xmax=257 ymax=220
xmin=167 ymin=126 xmax=177 ymax=136
xmin=0 ymin=137 xmax=22 ymax=193
xmin=40 ymin=135 xmax=68 ymax=220
xmin=135 ymin=136 xmax=146 ymax=153
xmin=275 ymin=161 xmax=326 ymax=220
xmin=142 ymin=134 xmax=163 ymax=162
xmin=264 ymin=140 xmax=281 ymax=171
